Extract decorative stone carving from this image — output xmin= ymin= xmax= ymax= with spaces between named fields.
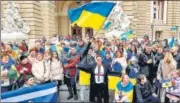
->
xmin=2 ymin=1 xmax=30 ymax=34
xmin=1 ymin=1 xmax=29 ymax=42
xmin=104 ymin=1 xmax=130 ymax=39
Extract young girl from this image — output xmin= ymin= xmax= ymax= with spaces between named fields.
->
xmin=166 ymin=70 xmax=180 ymax=102
xmin=50 ymin=51 xmax=64 ymax=93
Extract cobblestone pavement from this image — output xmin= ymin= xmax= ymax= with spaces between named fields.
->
xmin=59 ymin=84 xmax=115 ymax=102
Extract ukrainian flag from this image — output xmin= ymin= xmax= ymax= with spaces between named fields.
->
xmin=104 ymin=21 xmax=112 ymax=30
xmin=121 ymin=30 xmax=134 ymax=39
xmin=68 ymin=2 xmax=115 ymax=30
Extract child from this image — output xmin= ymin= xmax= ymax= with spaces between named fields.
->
xmin=166 ymin=70 xmax=180 ymax=102
xmin=23 ymin=75 xmax=36 ymax=88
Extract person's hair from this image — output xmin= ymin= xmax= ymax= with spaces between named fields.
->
xmin=122 ymin=74 xmax=129 ymax=81
xmin=115 ymin=50 xmax=123 ymax=58
xmin=1 ymin=53 xmax=9 ymax=59
xmin=96 ymin=54 xmax=101 ymax=59
xmin=51 ymin=51 xmax=60 ymax=61
xmin=36 ymin=53 xmax=44 ymax=58
xmin=163 ymin=52 xmax=174 ymax=64
xmin=172 ymin=69 xmax=180 ymax=76
xmin=130 ymin=45 xmax=137 ymax=54
xmin=137 ymin=74 xmax=147 ymax=83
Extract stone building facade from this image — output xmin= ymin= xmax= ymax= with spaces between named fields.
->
xmin=1 ymin=1 xmax=180 ymax=40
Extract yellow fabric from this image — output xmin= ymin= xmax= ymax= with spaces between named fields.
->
xmin=72 ymin=10 xmax=106 ymax=30
xmin=125 ymin=90 xmax=133 ymax=102
xmin=108 ymin=76 xmax=121 ymax=90
xmin=162 ymin=81 xmax=172 ymax=88
xmin=79 ymin=70 xmax=91 ymax=85
xmin=56 ymin=45 xmax=63 ymax=54
xmin=129 ymin=78 xmax=137 ymax=86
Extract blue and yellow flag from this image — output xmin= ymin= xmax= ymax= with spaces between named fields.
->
xmin=104 ymin=21 xmax=112 ymax=30
xmin=121 ymin=30 xmax=134 ymax=40
xmin=68 ymin=2 xmax=115 ymax=30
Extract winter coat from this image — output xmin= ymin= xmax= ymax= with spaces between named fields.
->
xmin=135 ymin=81 xmax=155 ymax=102
xmin=32 ymin=60 xmax=51 ymax=83
xmin=16 ymin=63 xmax=32 ymax=81
xmin=138 ymin=52 xmax=153 ymax=77
xmin=64 ymin=55 xmax=80 ymax=77
xmin=157 ymin=60 xmax=176 ymax=80
xmin=173 ymin=53 xmax=180 ymax=69
xmin=50 ymin=59 xmax=64 ymax=81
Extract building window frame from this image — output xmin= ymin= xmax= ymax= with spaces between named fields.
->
xmin=151 ymin=0 xmax=167 ymax=24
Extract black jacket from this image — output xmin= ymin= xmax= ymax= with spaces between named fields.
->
xmin=135 ymin=81 xmax=154 ymax=102
xmin=173 ymin=53 xmax=180 ymax=69
xmin=138 ymin=52 xmax=154 ymax=77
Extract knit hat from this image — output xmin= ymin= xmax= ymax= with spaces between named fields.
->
xmin=20 ymin=55 xmax=28 ymax=61
xmin=24 ymin=74 xmax=34 ymax=82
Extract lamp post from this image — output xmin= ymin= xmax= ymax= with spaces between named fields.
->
xmin=76 ymin=0 xmax=81 ymax=6
xmin=151 ymin=24 xmax=154 ymax=41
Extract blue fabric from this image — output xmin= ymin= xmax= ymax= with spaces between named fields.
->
xmin=169 ymin=37 xmax=175 ymax=48
xmin=116 ymin=81 xmax=133 ymax=92
xmin=0 ymin=57 xmax=15 ymax=70
xmin=1 ymin=82 xmax=58 ymax=102
xmin=112 ymin=62 xmax=122 ymax=73
xmin=63 ymin=47 xmax=70 ymax=53
xmin=68 ymin=2 xmax=116 ymax=23
xmin=102 ymin=57 xmax=112 ymax=65
xmin=76 ymin=45 xmax=86 ymax=55
xmin=104 ymin=21 xmax=111 ymax=30
xmin=50 ymin=45 xmax=57 ymax=52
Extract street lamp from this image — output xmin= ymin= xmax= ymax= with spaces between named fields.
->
xmin=151 ymin=24 xmax=154 ymax=41
xmin=76 ymin=0 xmax=81 ymax=6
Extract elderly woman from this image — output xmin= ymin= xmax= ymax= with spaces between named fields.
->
xmin=114 ymin=74 xmax=134 ymax=102
xmin=135 ymin=74 xmax=159 ymax=103
xmin=157 ymin=52 xmax=177 ymax=102
xmin=32 ymin=53 xmax=50 ymax=84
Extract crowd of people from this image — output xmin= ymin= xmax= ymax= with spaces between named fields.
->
xmin=1 ymin=34 xmax=180 ymax=103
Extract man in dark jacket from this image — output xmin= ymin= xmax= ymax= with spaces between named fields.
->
xmin=154 ymin=47 xmax=164 ymax=77
xmin=135 ymin=74 xmax=159 ymax=103
xmin=171 ymin=46 xmax=180 ymax=69
xmin=138 ymin=46 xmax=154 ymax=84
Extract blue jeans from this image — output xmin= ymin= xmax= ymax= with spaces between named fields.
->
xmin=137 ymin=95 xmax=159 ymax=103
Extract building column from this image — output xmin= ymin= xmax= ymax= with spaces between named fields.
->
xmin=40 ymin=1 xmax=57 ymax=39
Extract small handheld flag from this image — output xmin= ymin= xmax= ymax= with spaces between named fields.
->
xmin=104 ymin=21 xmax=112 ymax=30
xmin=121 ymin=30 xmax=134 ymax=40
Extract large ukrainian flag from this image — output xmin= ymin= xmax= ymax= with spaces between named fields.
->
xmin=68 ymin=2 xmax=115 ymax=30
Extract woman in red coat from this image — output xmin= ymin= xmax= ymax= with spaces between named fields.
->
xmin=16 ymin=55 xmax=32 ymax=86
xmin=64 ymin=47 xmax=80 ymax=100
